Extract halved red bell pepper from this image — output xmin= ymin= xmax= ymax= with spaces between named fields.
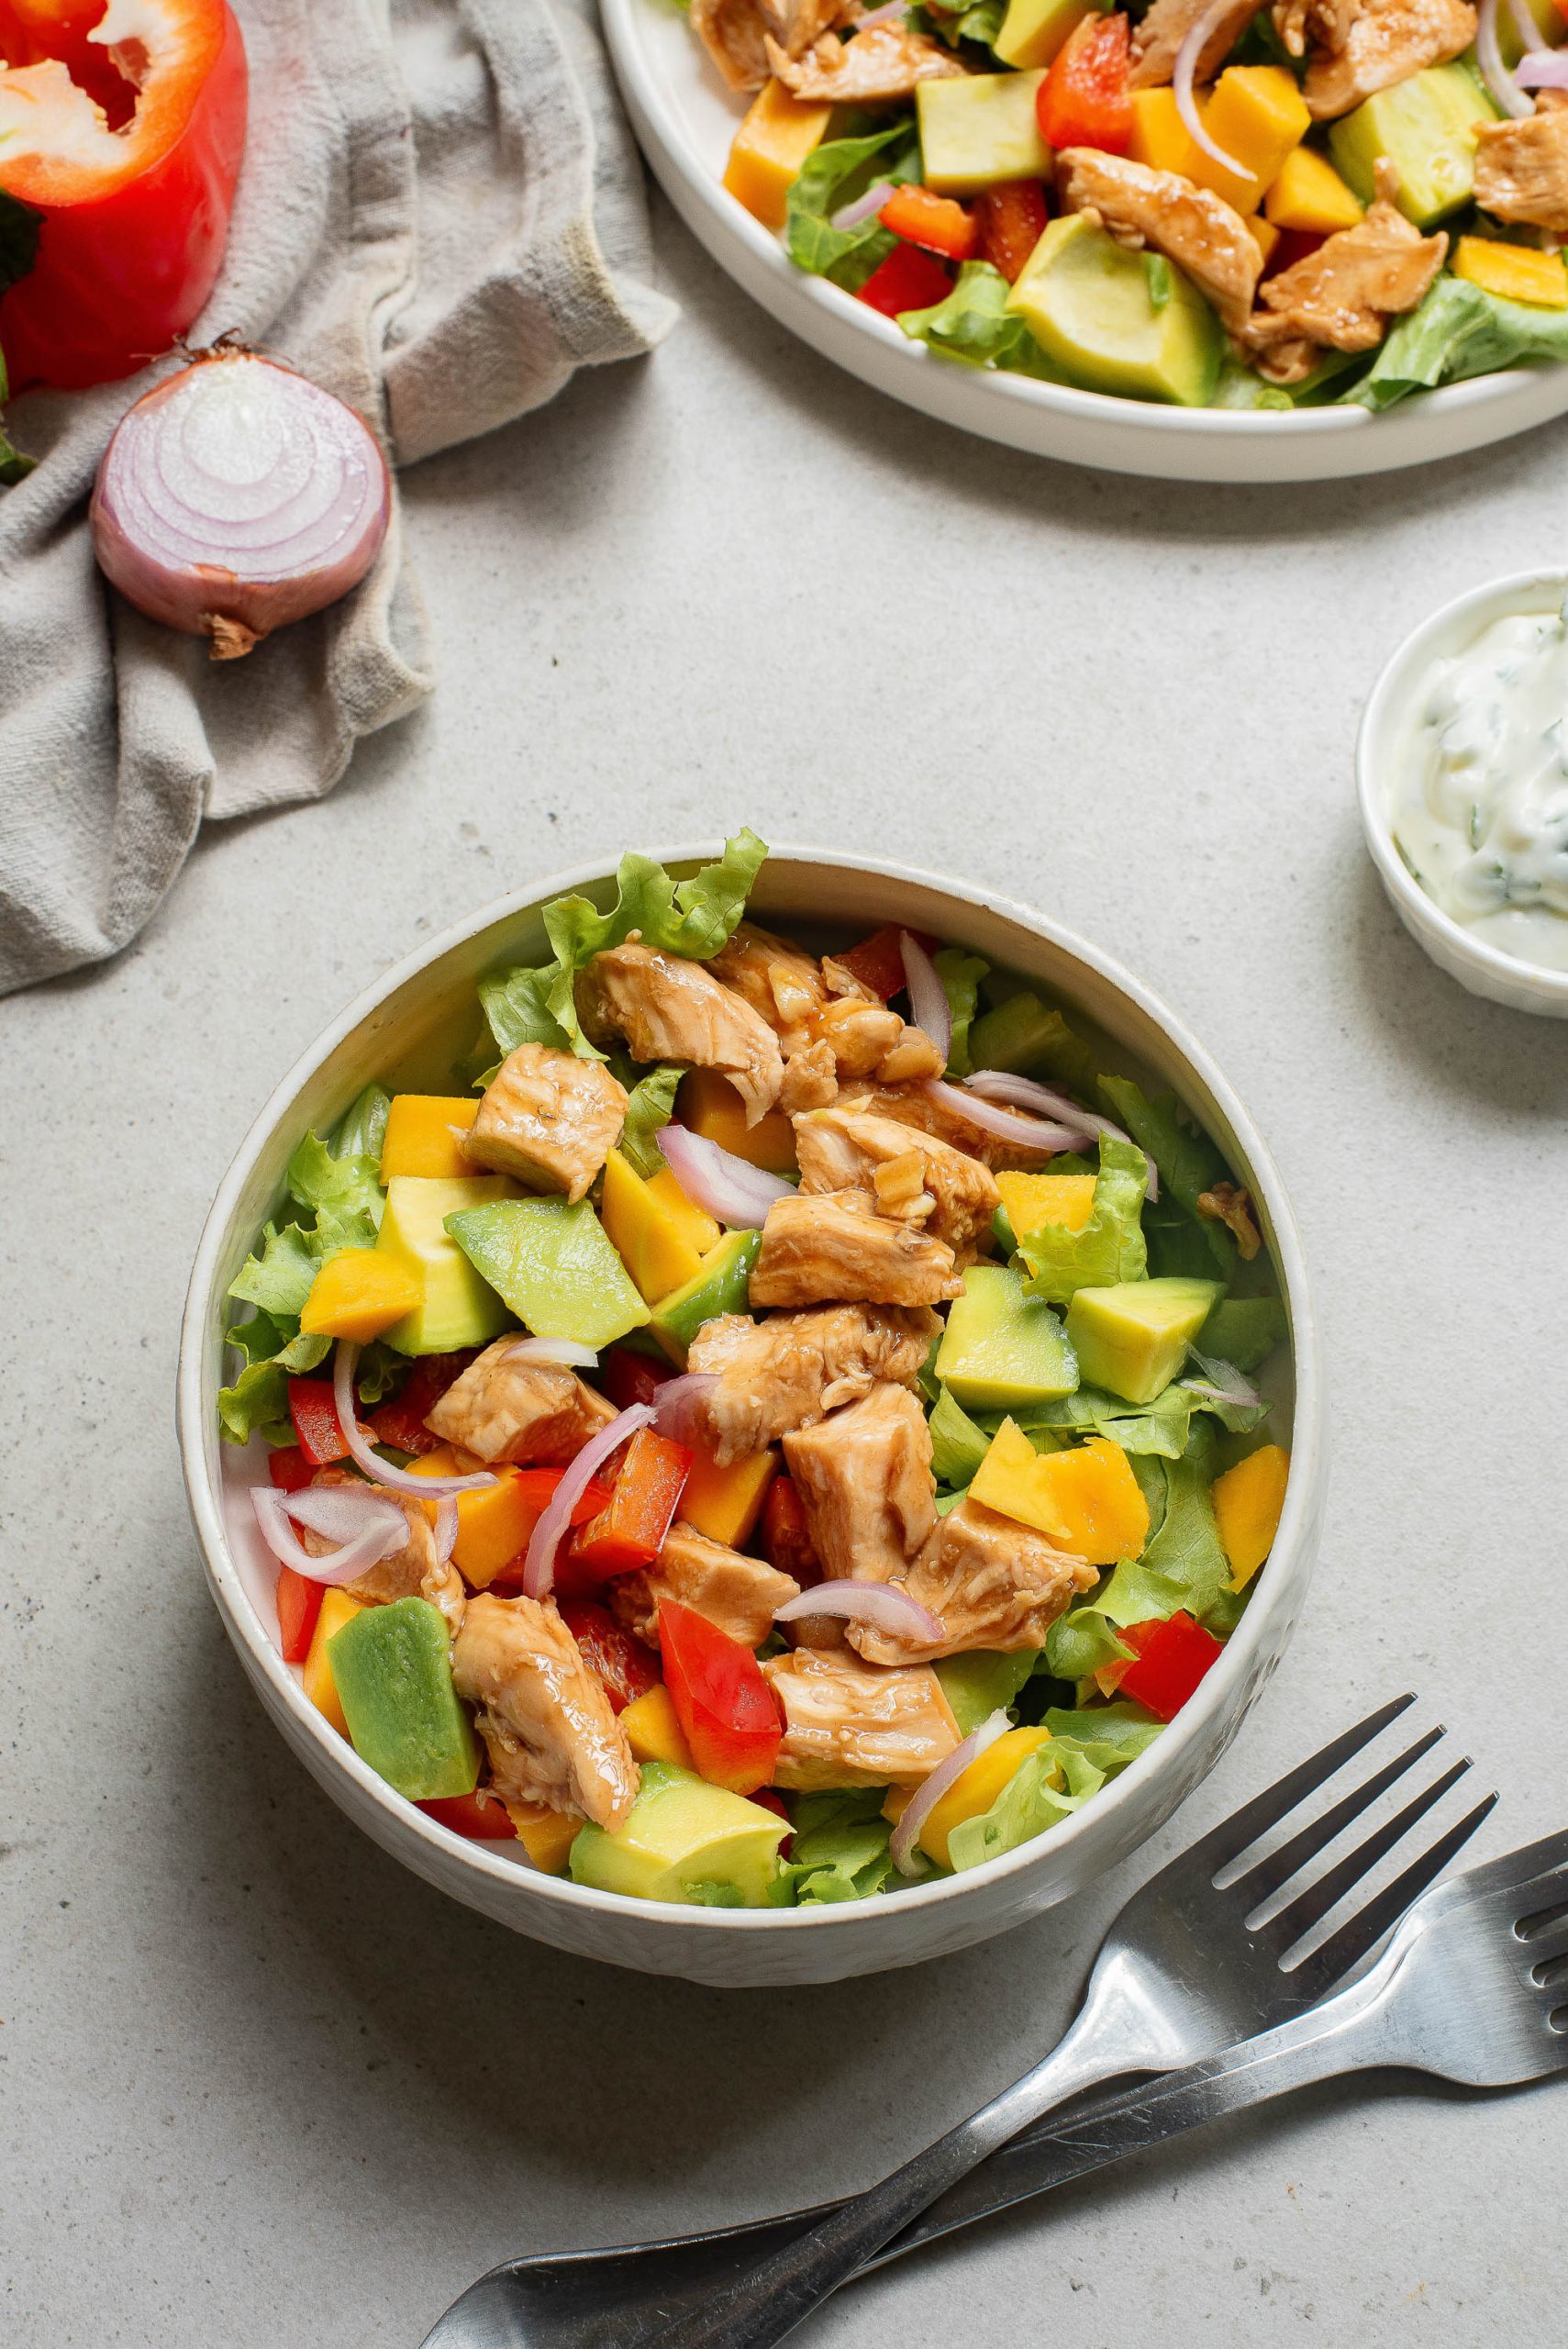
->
xmin=286 ymin=1375 xmax=349 ymax=1467
xmin=855 ymin=243 xmax=952 ymax=322
xmin=600 ymin=1346 xmax=673 ymax=1413
xmin=1036 ymin=13 xmax=1133 ymax=158
xmin=275 ymin=1564 xmax=323 ymax=1664
xmin=571 ymin=1428 xmax=693 ymax=1575
xmin=267 ymin=1442 xmax=315 ymax=1496
xmin=976 ymin=180 xmax=1049 ymax=285
xmin=0 ymin=0 xmax=249 ymax=390
xmin=417 ymin=1791 xmax=517 ymax=1841
xmin=879 ymin=183 xmax=978 ymax=263
xmin=366 ymin=1351 xmax=477 ymax=1456
xmin=658 ymin=1599 xmax=782 ymax=1797
xmin=1116 ymin=1610 xmax=1223 ymax=1722
xmin=559 ymin=1600 xmax=660 ymax=1714
xmin=762 ymin=1475 xmax=822 ymax=1589
xmin=835 ymin=923 xmax=941 ymax=1003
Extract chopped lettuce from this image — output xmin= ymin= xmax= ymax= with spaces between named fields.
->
xmin=947 ymin=1738 xmax=1106 ymax=1872
xmin=1097 ymin=1076 xmax=1234 ymax=1276
xmin=617 ymin=1061 xmax=684 ymax=1178
xmin=1349 ymin=274 xmax=1568 ymax=412
xmin=1045 ymin=1602 xmax=1133 ymax=1682
xmin=897 ymin=261 xmax=1061 ymax=379
xmin=478 ymin=961 xmax=573 ymax=1059
xmin=683 ymin=1879 xmax=747 ymax=1908
xmin=1020 ymin=1379 xmax=1204 ymax=1460
xmin=1178 ymin=1356 xmax=1272 ymax=1435
xmin=929 ymin=1383 xmax=993 ymax=1485
xmin=1098 ymin=1443 xmax=1235 ymax=1632
xmin=1213 ymin=358 xmax=1293 ymax=411
xmin=934 ymin=1647 xmax=1040 ymax=1732
xmin=331 ymin=1082 xmax=393 ymax=1163
xmin=1200 ymin=1295 xmax=1287 ymax=1372
xmin=934 ymin=947 xmax=988 ymax=1077
xmin=1042 ymin=1705 xmax=1165 ymax=1776
xmin=768 ymin=1789 xmax=902 ymax=1905
xmin=912 ymin=0 xmax=1007 ymax=47
xmin=785 ymin=122 xmax=919 ymax=290
xmin=1016 ymin=1133 xmax=1150 ymax=1305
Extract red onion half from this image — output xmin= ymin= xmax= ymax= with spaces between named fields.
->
xmin=658 ymin=1123 xmax=794 ymax=1229
xmin=334 ymin=1341 xmax=495 ymax=1498
xmin=899 ymin=930 xmax=952 ymax=1063
xmin=890 ymin=1708 xmax=1012 ymax=1876
xmin=251 ymin=1486 xmax=406 ymax=1587
xmin=925 ymin=1077 xmax=1084 ymax=1154
xmin=91 ymin=349 xmax=391 ymax=660
xmin=1518 ymin=52 xmax=1568 ymax=86
xmin=522 ymin=1403 xmax=656 ymax=1598
xmin=963 ymin=1072 xmax=1156 ymax=1197
xmin=773 ymin=1578 xmax=946 ymax=1642
xmin=1173 ymin=0 xmax=1249 ymax=174
xmin=1477 ymin=0 xmax=1536 ymax=115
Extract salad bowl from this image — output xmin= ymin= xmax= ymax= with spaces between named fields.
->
xmin=179 ymin=847 xmax=1325 ymax=1986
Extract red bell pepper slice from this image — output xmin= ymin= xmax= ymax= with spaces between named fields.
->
xmin=267 ymin=1442 xmax=315 ymax=1496
xmin=879 ymin=183 xmax=979 ymax=263
xmin=601 ymin=1346 xmax=673 ymax=1414
xmin=750 ymin=1788 xmax=794 ymax=1858
xmin=571 ymin=1428 xmax=693 ymax=1575
xmin=417 ymin=1791 xmax=517 ymax=1841
xmin=485 ymin=1469 xmax=617 ymax=1593
xmin=286 ymin=1376 xmax=349 ymax=1467
xmin=365 ymin=1351 xmax=477 ymax=1456
xmin=558 ymin=1600 xmax=660 ymax=1714
xmin=658 ymin=1599 xmax=782 ymax=1797
xmin=975 ymin=181 xmax=1050 ymax=285
xmin=1116 ymin=1611 xmax=1223 ymax=1722
xmin=835 ymin=923 xmax=941 ymax=1003
xmin=275 ymin=1564 xmax=323 ymax=1664
xmin=0 ymin=0 xmax=249 ymax=390
xmin=762 ymin=1475 xmax=822 ymax=1589
xmin=1036 ymin=14 xmax=1133 ymax=158
xmin=1263 ymin=228 xmax=1327 ymax=282
xmin=855 ymin=243 xmax=953 ymax=322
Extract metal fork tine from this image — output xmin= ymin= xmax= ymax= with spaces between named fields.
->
xmin=1521 ymin=1919 xmax=1568 ymax=1975
xmin=1184 ymin=1693 xmax=1418 ymax=1878
xmin=1298 ymin=1790 xmax=1499 ymax=1987
xmin=1454 ymin=1829 xmax=1568 ymax=1906
xmin=1228 ymin=1726 xmax=1446 ymax=1905
xmin=1257 ymin=1755 xmax=1475 ymax=1954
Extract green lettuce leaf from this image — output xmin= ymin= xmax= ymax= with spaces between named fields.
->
xmin=1349 ymin=274 xmax=1568 ymax=412
xmin=934 ymin=946 xmax=988 ymax=1075
xmin=1019 ymin=1380 xmax=1201 ymax=1459
xmin=617 ymin=1062 xmax=684 ymax=1178
xmin=1098 ymin=1445 xmax=1233 ymax=1631
xmin=683 ymin=1879 xmax=747 ymax=1908
xmin=478 ymin=962 xmax=574 ymax=1059
xmin=933 ymin=1647 xmax=1041 ymax=1733
xmin=331 ymin=1083 xmax=393 ymax=1163
xmin=1199 ymin=1295 xmax=1287 ymax=1372
xmin=768 ymin=1789 xmax=902 ymax=1904
xmin=285 ymin=1131 xmax=384 ymax=1243
xmin=1097 ymin=1077 xmax=1234 ymax=1276
xmin=784 ymin=122 xmax=919 ymax=290
xmin=1016 ymin=1133 xmax=1150 ymax=1305
xmin=216 ymin=1326 xmax=331 ymax=1445
xmin=1044 ymin=1603 xmax=1133 ymax=1681
xmin=897 ymin=260 xmax=1061 ymax=378
xmin=1213 ymin=358 xmax=1293 ymax=410
xmin=946 ymin=1739 xmax=1106 ymax=1873
xmin=929 ymin=1384 xmax=994 ymax=1485
xmin=912 ymin=0 xmax=1007 ymax=46
xmin=1043 ymin=1705 xmax=1165 ymax=1776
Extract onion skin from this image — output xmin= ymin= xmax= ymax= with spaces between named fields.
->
xmin=89 ymin=348 xmax=392 ymax=659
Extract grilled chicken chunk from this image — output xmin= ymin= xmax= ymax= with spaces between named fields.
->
xmin=795 ymin=1106 xmax=1002 ymax=1259
xmin=1273 ymin=0 xmax=1362 ymax=57
xmin=817 ymin=995 xmax=945 ymax=1086
xmin=778 ymin=1039 xmax=840 ymax=1115
xmin=751 ymin=1191 xmax=962 ymax=1308
xmin=425 ymin=1338 xmax=616 ymax=1464
xmin=1243 ymin=161 xmax=1446 ymax=381
xmin=766 ymin=24 xmax=965 ymax=103
xmin=451 ymin=1593 xmax=639 ymax=1829
xmin=1057 ymin=149 xmax=1261 ymax=337
xmin=709 ymin=920 xmax=831 ymax=1053
xmin=467 ymin=1041 xmax=628 ymax=1202
xmin=1129 ymin=0 xmax=1259 ymax=86
xmin=762 ymin=1649 xmax=962 ymax=1789
xmin=1301 ymin=0 xmax=1474 ymax=119
xmin=686 ymin=1303 xmax=940 ymax=1463
xmin=301 ymin=1468 xmax=466 ymax=1633
xmin=848 ymin=1497 xmax=1096 ymax=1668
xmin=1474 ymin=96 xmax=1568 ymax=236
xmin=577 ymin=943 xmax=784 ymax=1126
xmin=783 ymin=1383 xmax=937 ymax=1585
xmin=610 ymin=1522 xmax=799 ymax=1652
xmin=837 ymin=1080 xmax=1061 ymax=1171
xmin=691 ymin=0 xmax=848 ymax=92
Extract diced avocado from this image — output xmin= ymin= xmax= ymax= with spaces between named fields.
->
xmin=1199 ymin=1295 xmax=1288 ymax=1373
xmin=327 ymin=1598 xmax=479 ymax=1799
xmin=934 ymin=1649 xmax=1041 ymax=1734
xmin=649 ymin=1228 xmax=762 ymax=1365
xmin=934 ymin=1262 xmax=1080 ymax=1410
xmin=1065 ymin=1276 xmax=1223 ymax=1406
xmin=376 ymin=1174 xmax=518 ymax=1355
xmin=1329 ymin=66 xmax=1497 ymax=230
xmin=917 ymin=72 xmax=1051 ymax=197
xmin=569 ymin=1761 xmax=788 ymax=1906
xmin=1007 ymin=214 xmax=1223 ymax=407
xmin=445 ymin=1195 xmax=649 ymax=1350
xmin=994 ymin=0 xmax=1095 ymax=69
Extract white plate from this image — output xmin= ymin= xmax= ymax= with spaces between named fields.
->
xmin=603 ymin=0 xmax=1568 ymax=483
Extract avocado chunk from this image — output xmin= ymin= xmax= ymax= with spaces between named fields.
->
xmin=917 ymin=72 xmax=1051 ymax=196
xmin=1329 ymin=66 xmax=1497 ymax=229
xmin=327 ymin=1598 xmax=480 ymax=1799
xmin=935 ymin=1648 xmax=1041 ymax=1734
xmin=934 ymin=1262 xmax=1080 ymax=1410
xmin=1065 ymin=1276 xmax=1223 ymax=1406
xmin=994 ymin=0 xmax=1095 ymax=68
xmin=1007 ymin=214 xmax=1222 ymax=407
xmin=445 ymin=1195 xmax=649 ymax=1350
xmin=570 ymin=1761 xmax=788 ymax=1906
xmin=649 ymin=1228 xmax=762 ymax=1365
xmin=376 ymin=1174 xmax=518 ymax=1355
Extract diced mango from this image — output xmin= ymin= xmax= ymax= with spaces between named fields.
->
xmin=1212 ymin=1443 xmax=1290 ymax=1592
xmin=601 ymin=1148 xmax=707 ymax=1306
xmin=645 ymin=1164 xmax=721 ymax=1260
xmin=1263 ymin=144 xmax=1363 ymax=233
xmin=409 ymin=1451 xmax=548 ymax=1588
xmin=1129 ymin=87 xmax=1202 ymax=179
xmin=506 ymin=1801 xmax=581 ymax=1874
xmin=381 ymin=1095 xmax=479 ymax=1180
xmin=1246 ymin=214 xmax=1280 ymax=266
xmin=1189 ymin=68 xmax=1311 ymax=215
xmin=972 ymin=1420 xmax=1149 ymax=1566
xmin=621 ymin=1684 xmax=695 ymax=1771
xmin=917 ymin=1726 xmax=1055 ymax=1867
xmin=302 ymin=1588 xmax=364 ymax=1735
xmin=1451 ymin=236 xmax=1568 ymax=310
xmin=299 ymin=1247 xmax=422 ymax=1343
xmin=679 ymin=1442 xmax=777 ymax=1549
xmin=995 ymin=1170 xmax=1097 ymax=1237
xmin=678 ymin=1067 xmax=797 ymax=1173
xmin=723 ymin=79 xmax=833 ymax=231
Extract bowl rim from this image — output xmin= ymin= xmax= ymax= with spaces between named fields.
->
xmin=1356 ymin=565 xmax=1568 ymax=1009
xmin=179 ymin=843 xmax=1322 ymax=1940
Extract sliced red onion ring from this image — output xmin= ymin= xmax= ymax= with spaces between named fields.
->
xmin=773 ymin=1578 xmax=947 ymax=1641
xmin=898 ymin=930 xmax=951 ymax=1063
xmin=1183 ymin=1349 xmax=1261 ymax=1411
xmin=1518 ymin=52 xmax=1568 ymax=85
xmin=855 ymin=0 xmax=907 ymax=27
xmin=502 ymin=1337 xmax=600 ymax=1371
xmin=658 ymin=1122 xmax=794 ymax=1230
xmin=432 ymin=1496 xmax=460 ymax=1567
xmin=281 ymin=1485 xmax=409 ymax=1547
xmin=651 ymin=1372 xmax=718 ymax=1446
xmin=1477 ymin=0 xmax=1537 ymax=114
xmin=831 ymin=175 xmax=896 ymax=232
xmin=334 ymin=1341 xmax=495 ymax=1497
xmin=925 ymin=1078 xmax=1084 ymax=1154
xmin=890 ymin=1708 xmax=1012 ymax=1876
xmin=1508 ymin=0 xmax=1548 ymax=50
xmin=962 ymin=1070 xmax=1156 ymax=1196
xmin=522 ymin=1403 xmax=656 ymax=1598
xmin=1173 ymin=0 xmax=1250 ymax=175
xmin=251 ymin=1486 xmax=405 ymax=1587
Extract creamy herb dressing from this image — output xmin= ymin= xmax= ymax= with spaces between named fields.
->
xmin=1394 ymin=597 xmax=1568 ymax=974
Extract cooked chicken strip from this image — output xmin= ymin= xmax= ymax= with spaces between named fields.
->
xmin=1301 ymin=0 xmax=1474 ymax=120
xmin=610 ymin=1522 xmax=800 ymax=1652
xmin=795 ymin=1105 xmax=1002 ymax=1260
xmin=837 ymin=1081 xmax=1062 ymax=1172
xmin=1129 ymin=0 xmax=1259 ymax=88
xmin=817 ymin=995 xmax=945 ymax=1085
xmin=763 ymin=1648 xmax=962 ymax=1789
xmin=577 ymin=942 xmax=784 ymax=1126
xmin=686 ymin=1303 xmax=940 ymax=1463
xmin=783 ymin=1383 xmax=937 ymax=1584
xmin=1273 ymin=0 xmax=1362 ymax=57
xmin=766 ymin=24 xmax=965 ymax=103
xmin=691 ymin=0 xmax=848 ymax=91
xmin=751 ymin=1191 xmax=962 ymax=1308
xmin=1057 ymin=148 xmax=1261 ymax=338
xmin=1243 ymin=160 xmax=1446 ymax=382
xmin=779 ymin=1039 xmax=840 ymax=1115
xmin=709 ymin=920 xmax=831 ymax=1053
xmin=1474 ymin=95 xmax=1568 ymax=237
xmin=467 ymin=1041 xmax=628 ymax=1202
xmin=451 ymin=1593 xmax=639 ymax=1829
xmin=301 ymin=1468 xmax=466 ymax=1634
xmin=425 ymin=1338 xmax=617 ymax=1464
xmin=848 ymin=1497 xmax=1096 ymax=1667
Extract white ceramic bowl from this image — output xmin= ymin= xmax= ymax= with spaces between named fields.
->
xmin=179 ymin=847 xmax=1324 ymax=1986
xmin=603 ymin=0 xmax=1568 ymax=484
xmin=1357 ymin=568 xmax=1568 ymax=1020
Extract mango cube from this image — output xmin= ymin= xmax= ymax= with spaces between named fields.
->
xmin=1189 ymin=68 xmax=1310 ymax=215
xmin=381 ymin=1095 xmax=479 ymax=1180
xmin=601 ymin=1148 xmax=715 ymax=1306
xmin=1451 ymin=236 xmax=1568 ymax=309
xmin=621 ymin=1684 xmax=695 ymax=1771
xmin=972 ymin=1420 xmax=1149 ymax=1565
xmin=917 ymin=1725 xmax=1054 ymax=1866
xmin=302 ymin=1588 xmax=364 ymax=1735
xmin=723 ymin=79 xmax=832 ymax=231
xmin=678 ymin=1067 xmax=797 ymax=1173
xmin=1129 ymin=87 xmax=1202 ymax=180
xmin=506 ymin=1801 xmax=581 ymax=1874
xmin=995 ymin=1170 xmax=1096 ymax=1238
xmin=1246 ymin=214 xmax=1281 ymax=266
xmin=300 ymin=1247 xmax=422 ymax=1342
xmin=1264 ymin=144 xmax=1362 ymax=233
xmin=679 ymin=1442 xmax=777 ymax=1549
xmin=1212 ymin=1443 xmax=1290 ymax=1591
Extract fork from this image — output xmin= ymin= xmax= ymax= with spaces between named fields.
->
xmin=421 ymin=1694 xmax=1494 ymax=2349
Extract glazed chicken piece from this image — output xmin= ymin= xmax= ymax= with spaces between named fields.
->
xmin=709 ymin=920 xmax=830 ymax=1053
xmin=1057 ymin=149 xmax=1261 ymax=337
xmin=609 ymin=1522 xmax=800 ymax=1652
xmin=794 ymin=1105 xmax=1000 ymax=1260
xmin=751 ymin=1190 xmax=962 ymax=1308
xmin=1474 ymin=96 xmax=1568 ymax=237
xmin=1273 ymin=0 xmax=1362 ymax=58
xmin=1301 ymin=0 xmax=1475 ymax=120
xmin=837 ymin=1081 xmax=1062 ymax=1172
xmin=762 ymin=1648 xmax=962 ymax=1789
xmin=783 ymin=1382 xmax=937 ymax=1585
xmin=1243 ymin=161 xmax=1446 ymax=383
xmin=301 ymin=1468 xmax=466 ymax=1633
xmin=691 ymin=0 xmax=849 ymax=94
xmin=467 ymin=1041 xmax=628 ymax=1202
xmin=847 ymin=1497 xmax=1096 ymax=1668
xmin=451 ymin=1593 xmax=639 ymax=1829
xmin=778 ymin=1039 xmax=840 ymax=1116
xmin=815 ymin=965 xmax=946 ymax=1087
xmin=425 ymin=1337 xmax=617 ymax=1464
xmin=577 ymin=942 xmax=784 ymax=1126
xmin=686 ymin=1302 xmax=940 ymax=1463
xmin=1129 ymin=0 xmax=1260 ymax=88
xmin=766 ymin=24 xmax=966 ymax=103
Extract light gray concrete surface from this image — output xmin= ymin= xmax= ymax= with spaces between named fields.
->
xmin=6 ymin=188 xmax=1568 ymax=2349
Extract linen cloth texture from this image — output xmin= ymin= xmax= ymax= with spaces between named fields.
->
xmin=0 ymin=0 xmax=674 ymax=995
